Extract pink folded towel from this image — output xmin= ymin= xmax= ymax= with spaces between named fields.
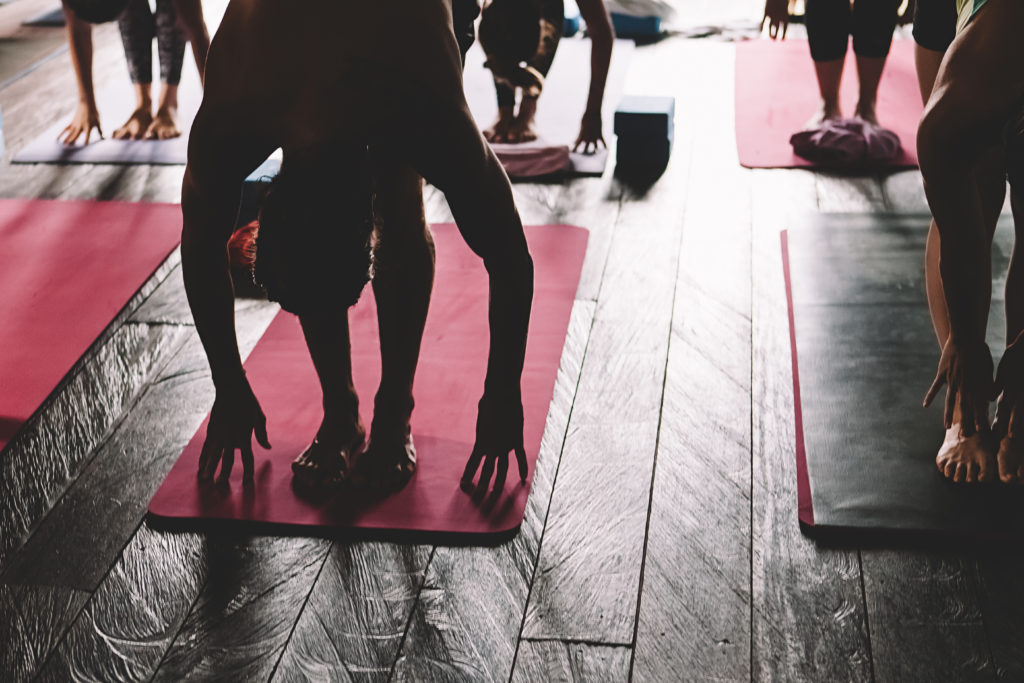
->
xmin=790 ymin=118 xmax=902 ymax=166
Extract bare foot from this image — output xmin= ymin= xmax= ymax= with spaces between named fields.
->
xmin=996 ymin=396 xmax=1024 ymax=483
xmin=113 ymin=107 xmax=154 ymax=140
xmin=484 ymin=110 xmax=515 ymax=143
xmin=292 ymin=418 xmax=366 ymax=487
xmin=936 ymin=423 xmax=996 ymax=483
xmin=805 ymin=99 xmax=841 ymax=129
xmin=145 ymin=105 xmax=181 ymax=140
xmin=854 ymin=101 xmax=880 ymax=127
xmin=351 ymin=426 xmax=417 ymax=490
xmin=506 ymin=115 xmax=538 ymax=144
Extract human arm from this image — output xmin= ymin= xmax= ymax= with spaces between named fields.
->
xmin=60 ymin=3 xmax=102 ymax=145
xmin=575 ymin=0 xmax=614 ymax=152
xmin=762 ymin=0 xmax=790 ymax=40
xmin=181 ymin=155 xmax=270 ymax=483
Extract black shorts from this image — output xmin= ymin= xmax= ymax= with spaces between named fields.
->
xmin=913 ymin=0 xmax=957 ymax=52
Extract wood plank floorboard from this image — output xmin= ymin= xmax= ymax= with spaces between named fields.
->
xmin=749 ymin=169 xmax=874 ymax=682
xmin=512 ymin=639 xmax=631 ymax=682
xmin=2 ymin=4 xmax=1024 ymax=678
xmin=272 ymin=543 xmax=432 ymax=682
xmin=631 ymin=42 xmax=752 ymax=682
xmin=4 ymin=303 xmax=277 ymax=680
xmin=521 ymin=39 xmax=695 ymax=644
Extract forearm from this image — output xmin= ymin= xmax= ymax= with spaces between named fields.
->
xmin=63 ymin=6 xmax=96 ymax=108
xmin=181 ymin=172 xmax=246 ymax=390
xmin=483 ymin=252 xmax=534 ymax=398
xmin=579 ymin=0 xmax=614 ymax=117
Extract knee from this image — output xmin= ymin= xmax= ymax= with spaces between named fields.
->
xmin=917 ymin=101 xmax=964 ymax=179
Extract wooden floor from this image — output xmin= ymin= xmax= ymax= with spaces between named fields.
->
xmin=3 ymin=1 xmax=1024 ymax=680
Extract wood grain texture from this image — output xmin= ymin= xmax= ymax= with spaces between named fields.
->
xmin=862 ymin=551 xmax=995 ymax=682
xmin=35 ymin=524 xmax=208 ymax=683
xmin=394 ymin=300 xmax=595 ymax=681
xmin=632 ymin=42 xmax=752 ymax=681
xmin=272 ymin=543 xmax=432 ymax=683
xmin=0 ymin=295 xmax=183 ymax=570
xmin=154 ymin=536 xmax=330 ymax=681
xmin=512 ymin=640 xmax=630 ymax=682
xmin=881 ymin=170 xmax=928 ymax=214
xmin=748 ymin=169 xmax=873 ymax=682
xmin=976 ymin=548 xmax=1024 ymax=681
xmin=2 ymin=301 xmax=277 ymax=593
xmin=4 ymin=303 xmax=277 ymax=681
xmin=0 ymin=583 xmax=89 ymax=683
xmin=520 ymin=39 xmax=696 ymax=644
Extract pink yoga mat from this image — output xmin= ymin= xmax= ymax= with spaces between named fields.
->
xmin=735 ymin=39 xmax=922 ymax=169
xmin=0 ymin=200 xmax=182 ymax=450
xmin=149 ymin=224 xmax=588 ymax=539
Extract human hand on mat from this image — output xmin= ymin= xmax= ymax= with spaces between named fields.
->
xmin=574 ymin=111 xmax=606 ymax=154
xmin=461 ymin=391 xmax=527 ymax=499
xmin=199 ymin=378 xmax=271 ymax=484
xmin=923 ymin=337 xmax=994 ymax=437
xmin=762 ymin=0 xmax=789 ymax=40
xmin=60 ymin=102 xmax=103 ymax=145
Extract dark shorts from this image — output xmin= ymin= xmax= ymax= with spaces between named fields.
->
xmin=913 ymin=0 xmax=957 ymax=52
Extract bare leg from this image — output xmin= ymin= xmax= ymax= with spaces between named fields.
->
xmin=998 ymin=135 xmax=1024 ymax=482
xmin=146 ymin=83 xmax=182 ymax=139
xmin=171 ymin=0 xmax=210 ymax=82
xmin=918 ymin=0 xmax=1024 ymax=480
xmin=484 ymin=105 xmax=515 ymax=143
xmin=914 ymin=44 xmax=945 ymax=106
xmin=809 ymin=58 xmax=844 ymax=128
xmin=291 ymin=311 xmax=365 ymax=486
xmin=853 ymin=54 xmax=886 ymax=125
xmin=113 ymin=83 xmax=154 ymax=140
xmin=507 ymin=96 xmax=539 ymax=143
xmin=354 ymin=159 xmax=435 ymax=488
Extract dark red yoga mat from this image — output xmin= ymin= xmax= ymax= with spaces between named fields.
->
xmin=148 ymin=224 xmax=588 ymax=540
xmin=0 ymin=199 xmax=181 ymax=450
xmin=735 ymin=39 xmax=922 ymax=169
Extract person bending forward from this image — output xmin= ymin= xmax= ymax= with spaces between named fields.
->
xmin=182 ymin=0 xmax=534 ymax=495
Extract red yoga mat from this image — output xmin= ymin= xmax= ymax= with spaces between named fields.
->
xmin=148 ymin=224 xmax=588 ymax=540
xmin=0 ymin=200 xmax=182 ymax=450
xmin=735 ymin=39 xmax=922 ymax=169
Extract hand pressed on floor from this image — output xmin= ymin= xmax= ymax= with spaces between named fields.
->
xmin=923 ymin=337 xmax=994 ymax=437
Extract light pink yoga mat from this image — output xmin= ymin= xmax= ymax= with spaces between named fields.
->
xmin=735 ymin=38 xmax=922 ymax=169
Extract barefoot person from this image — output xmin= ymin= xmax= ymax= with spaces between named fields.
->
xmin=59 ymin=0 xmax=209 ymax=144
xmin=763 ymin=0 xmax=902 ymax=128
xmin=480 ymin=0 xmax=614 ymax=152
xmin=183 ymin=0 xmax=534 ymax=494
xmin=919 ymin=0 xmax=1024 ymax=483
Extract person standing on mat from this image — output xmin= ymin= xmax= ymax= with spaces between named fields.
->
xmin=59 ymin=0 xmax=210 ymax=144
xmin=762 ymin=0 xmax=902 ymax=128
xmin=918 ymin=0 xmax=1024 ymax=484
xmin=183 ymin=0 xmax=534 ymax=496
xmin=480 ymin=0 xmax=614 ymax=152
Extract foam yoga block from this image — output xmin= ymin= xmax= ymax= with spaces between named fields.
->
xmin=0 ymin=200 xmax=181 ymax=451
xmin=614 ymin=95 xmax=674 ymax=169
xmin=784 ymin=214 xmax=1024 ymax=541
xmin=563 ymin=11 xmax=581 ymax=36
xmin=149 ymin=223 xmax=589 ymax=540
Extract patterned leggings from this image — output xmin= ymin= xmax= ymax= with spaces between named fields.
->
xmin=118 ymin=0 xmax=186 ymax=86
